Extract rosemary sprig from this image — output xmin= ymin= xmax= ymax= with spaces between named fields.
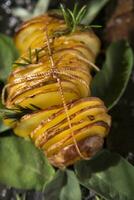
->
xmin=14 ymin=47 xmax=33 ymax=67
xmin=60 ymin=4 xmax=102 ymax=34
xmin=13 ymin=62 xmax=29 ymax=67
xmin=35 ymin=49 xmax=39 ymax=63
xmin=14 ymin=47 xmax=45 ymax=67
xmin=60 ymin=4 xmax=87 ymax=33
xmin=29 ymin=47 xmax=32 ymax=62
xmin=0 ymin=104 xmax=41 ymax=121
xmin=79 ymin=24 xmax=102 ymax=32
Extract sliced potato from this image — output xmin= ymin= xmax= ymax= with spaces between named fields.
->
xmin=3 ymin=13 xmax=111 ymax=168
xmin=31 ymin=97 xmax=104 ymax=139
xmin=6 ymin=81 xmax=80 ymax=108
xmin=14 ymin=106 xmax=61 ymax=138
xmin=48 ymin=136 xmax=104 ymax=167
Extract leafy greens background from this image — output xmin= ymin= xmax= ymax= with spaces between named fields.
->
xmin=0 ymin=0 xmax=134 ymax=200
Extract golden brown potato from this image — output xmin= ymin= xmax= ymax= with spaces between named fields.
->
xmin=3 ymin=13 xmax=111 ymax=168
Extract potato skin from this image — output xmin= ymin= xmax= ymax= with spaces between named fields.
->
xmin=4 ymin=14 xmax=111 ymax=168
xmin=48 ymin=136 xmax=104 ymax=168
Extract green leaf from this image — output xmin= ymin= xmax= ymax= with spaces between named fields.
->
xmin=12 ymin=0 xmax=50 ymax=21
xmin=82 ymin=0 xmax=110 ymax=24
xmin=60 ymin=170 xmax=81 ymax=200
xmin=91 ymin=40 xmax=133 ymax=109
xmin=75 ymin=150 xmax=134 ymax=200
xmin=12 ymin=8 xmax=32 ymax=21
xmin=0 ymin=33 xmax=19 ymax=82
xmin=44 ymin=169 xmax=81 ymax=200
xmin=0 ymin=136 xmax=55 ymax=190
xmin=44 ymin=170 xmax=66 ymax=200
xmin=0 ymin=101 xmax=10 ymax=133
xmin=0 ymin=117 xmax=9 ymax=133
xmin=33 ymin=0 xmax=50 ymax=17
xmin=15 ymin=194 xmax=26 ymax=200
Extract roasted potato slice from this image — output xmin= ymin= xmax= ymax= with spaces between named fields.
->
xmin=3 ymin=13 xmax=111 ymax=168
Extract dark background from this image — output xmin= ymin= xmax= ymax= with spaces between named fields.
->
xmin=0 ymin=0 xmax=134 ymax=199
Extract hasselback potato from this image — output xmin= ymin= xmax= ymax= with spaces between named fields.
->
xmin=2 ymin=8 xmax=111 ymax=168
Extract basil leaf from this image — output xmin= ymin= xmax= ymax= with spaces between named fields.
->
xmin=45 ymin=169 xmax=81 ymax=200
xmin=82 ymin=0 xmax=110 ymax=24
xmin=91 ymin=40 xmax=133 ymax=109
xmin=0 ymin=136 xmax=55 ymax=190
xmin=0 ymin=33 xmax=19 ymax=82
xmin=75 ymin=150 xmax=134 ymax=200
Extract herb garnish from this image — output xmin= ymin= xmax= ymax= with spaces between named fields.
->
xmin=60 ymin=4 xmax=102 ymax=34
xmin=0 ymin=104 xmax=41 ymax=121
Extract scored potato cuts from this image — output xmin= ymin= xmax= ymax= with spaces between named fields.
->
xmin=3 ymin=13 xmax=111 ymax=168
